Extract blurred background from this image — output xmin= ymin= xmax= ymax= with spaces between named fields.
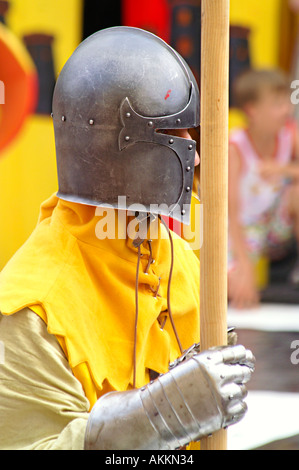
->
xmin=0 ymin=0 xmax=297 ymax=270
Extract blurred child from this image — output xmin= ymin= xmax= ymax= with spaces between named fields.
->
xmin=228 ymin=69 xmax=299 ymax=309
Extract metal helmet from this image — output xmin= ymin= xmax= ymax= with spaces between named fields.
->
xmin=52 ymin=26 xmax=200 ymax=223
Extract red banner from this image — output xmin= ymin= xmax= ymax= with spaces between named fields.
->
xmin=122 ymin=0 xmax=171 ymax=43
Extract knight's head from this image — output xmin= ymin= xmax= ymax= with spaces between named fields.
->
xmin=52 ymin=26 xmax=200 ymax=223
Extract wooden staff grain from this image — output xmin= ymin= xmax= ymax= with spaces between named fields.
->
xmin=200 ymin=0 xmax=230 ymax=451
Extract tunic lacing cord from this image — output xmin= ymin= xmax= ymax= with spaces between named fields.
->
xmin=132 ymin=213 xmax=184 ymax=388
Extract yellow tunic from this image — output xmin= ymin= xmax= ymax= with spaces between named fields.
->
xmin=0 ymin=194 xmax=200 ymax=449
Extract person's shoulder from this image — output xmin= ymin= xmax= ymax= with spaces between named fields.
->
xmin=229 ymin=127 xmax=247 ymax=145
xmin=284 ymin=118 xmax=298 ymax=133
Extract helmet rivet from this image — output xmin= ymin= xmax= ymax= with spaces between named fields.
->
xmin=188 ymin=144 xmax=193 ymax=150
xmin=89 ymin=119 xmax=94 ymax=125
xmin=169 ymin=138 xmax=174 ymax=144
xmin=148 ymin=121 xmax=153 ymax=127
xmin=186 ymin=186 xmax=191 ymax=192
xmin=126 ymin=112 xmax=131 ymax=118
xmin=186 ymin=166 xmax=191 ymax=172
xmin=125 ymin=136 xmax=130 ymax=141
xmin=181 ymin=209 xmax=186 ymax=215
xmin=176 ymin=118 xmax=181 ymax=125
xmin=61 ymin=115 xmax=66 ymax=122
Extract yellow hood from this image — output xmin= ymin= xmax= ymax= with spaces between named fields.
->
xmin=0 ymin=194 xmax=200 ymax=395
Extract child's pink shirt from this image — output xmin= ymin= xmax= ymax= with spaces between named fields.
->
xmin=229 ymin=121 xmax=296 ymax=226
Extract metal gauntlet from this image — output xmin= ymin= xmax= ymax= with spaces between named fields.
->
xmin=84 ymin=344 xmax=255 ymax=450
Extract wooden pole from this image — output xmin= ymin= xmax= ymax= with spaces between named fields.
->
xmin=200 ymin=0 xmax=230 ymax=451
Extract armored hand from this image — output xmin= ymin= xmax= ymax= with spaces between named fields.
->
xmin=84 ymin=344 xmax=255 ymax=450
